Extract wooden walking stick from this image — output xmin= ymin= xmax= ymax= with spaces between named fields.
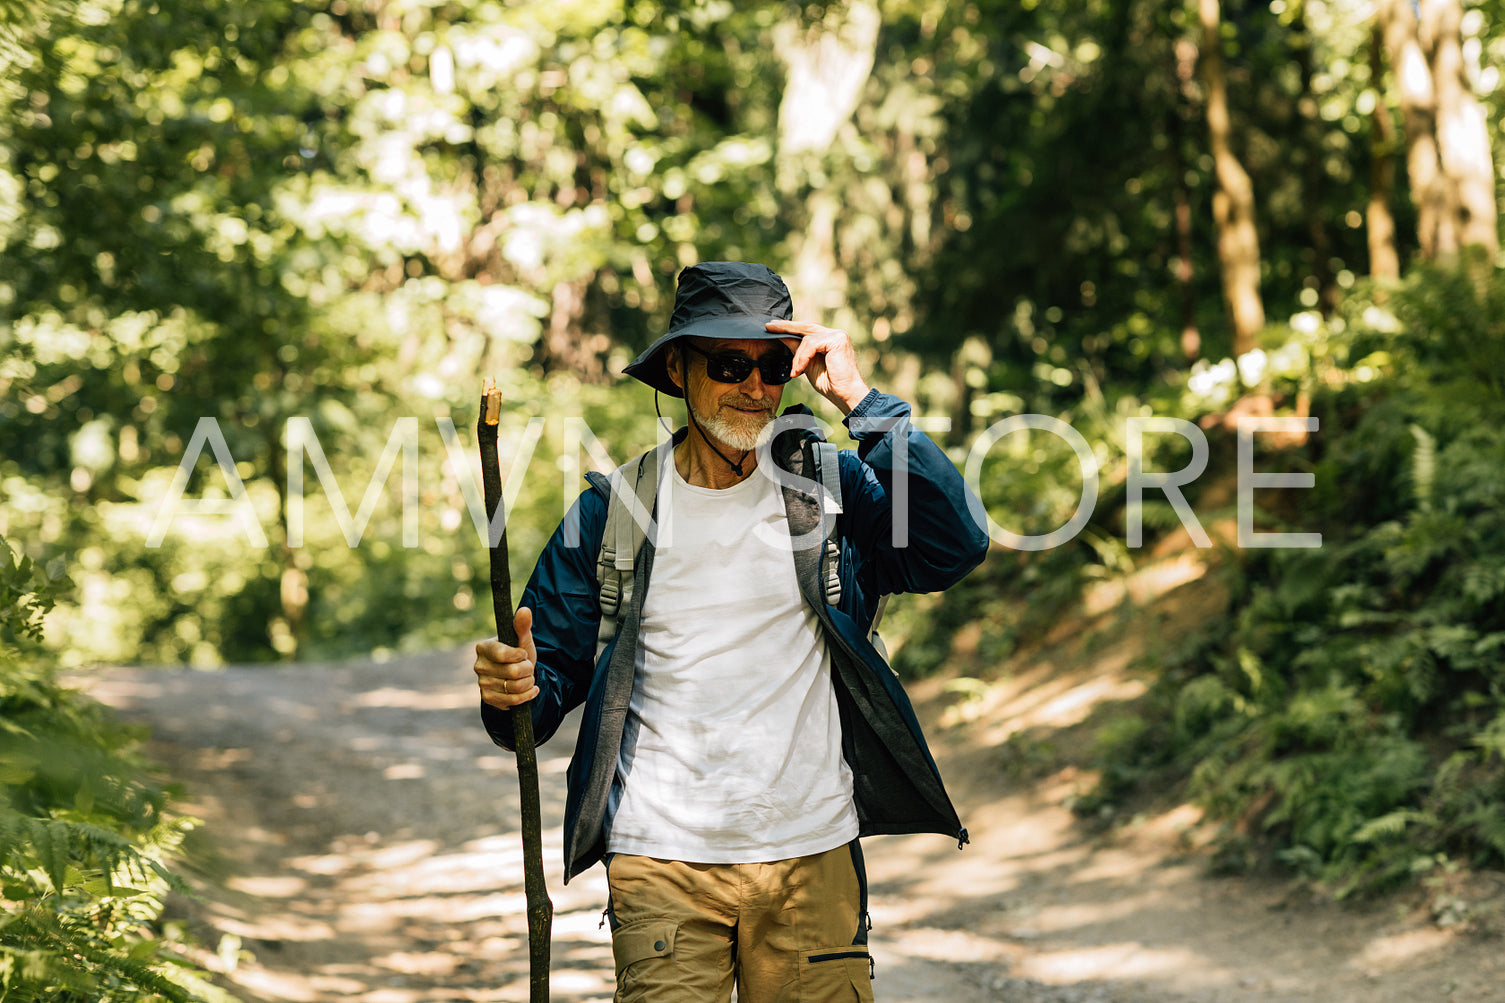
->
xmin=478 ymin=377 xmax=552 ymax=1002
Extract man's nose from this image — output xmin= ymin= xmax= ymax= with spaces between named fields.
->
xmin=738 ymin=367 xmax=767 ymax=396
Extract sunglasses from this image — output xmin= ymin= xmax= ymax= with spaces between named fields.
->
xmin=681 ymin=342 xmax=796 ymax=385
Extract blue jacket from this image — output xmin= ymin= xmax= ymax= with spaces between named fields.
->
xmin=483 ymin=390 xmax=990 ymax=882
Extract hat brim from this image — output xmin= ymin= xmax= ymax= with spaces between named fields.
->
xmin=622 ymin=317 xmax=792 ymax=398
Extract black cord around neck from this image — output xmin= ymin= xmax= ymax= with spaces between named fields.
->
xmin=685 ymin=405 xmax=748 ymax=477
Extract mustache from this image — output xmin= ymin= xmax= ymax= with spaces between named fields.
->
xmin=718 ymin=396 xmax=774 ymax=412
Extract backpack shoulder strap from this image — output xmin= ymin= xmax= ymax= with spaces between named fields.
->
xmin=812 ymin=440 xmax=844 ymax=607
xmin=807 ymin=438 xmax=890 ymax=656
xmin=774 ymin=418 xmax=845 ymax=609
xmin=588 ymin=442 xmax=666 ymax=658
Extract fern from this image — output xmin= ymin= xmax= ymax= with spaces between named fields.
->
xmin=0 ymin=533 xmax=235 ymax=1002
xmin=1351 ymin=809 xmax=1436 ymax=845
xmin=1083 ymin=264 xmax=1505 ymax=895
xmin=1409 ymin=424 xmax=1436 ymax=511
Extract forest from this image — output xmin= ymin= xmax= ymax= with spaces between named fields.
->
xmin=1 ymin=0 xmax=1503 ymax=996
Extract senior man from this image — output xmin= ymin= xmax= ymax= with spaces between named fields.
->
xmin=475 ymin=261 xmax=988 ymax=1002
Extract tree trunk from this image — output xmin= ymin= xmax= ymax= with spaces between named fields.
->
xmin=1378 ymin=0 xmax=1444 ymax=254
xmin=1382 ymin=0 xmax=1449 ymax=259
xmin=535 ymin=277 xmax=608 ymax=381
xmin=1198 ymin=0 xmax=1264 ymax=359
xmin=774 ymin=2 xmax=881 ymax=319
xmin=1417 ymin=0 xmax=1499 ymax=257
xmin=1173 ymin=37 xmax=1201 ymax=361
xmin=1367 ymin=20 xmax=1401 ymax=282
xmin=774 ymin=2 xmax=881 ymax=161
xmin=1381 ymin=0 xmax=1498 ymax=261
xmin=1291 ymin=5 xmax=1337 ymax=315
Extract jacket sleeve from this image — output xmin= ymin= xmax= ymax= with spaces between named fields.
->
xmin=481 ymin=486 xmax=605 ymax=751
xmin=840 ymin=389 xmax=990 ymax=602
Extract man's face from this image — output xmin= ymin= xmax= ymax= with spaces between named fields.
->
xmin=667 ymin=337 xmax=796 ymax=451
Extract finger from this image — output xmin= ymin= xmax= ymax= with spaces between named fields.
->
xmin=765 ymin=319 xmax=828 ymax=336
xmin=791 ymin=334 xmax=829 ymax=379
xmin=767 ymin=327 xmax=820 ymax=376
xmin=487 ymin=677 xmax=539 ymax=706
xmin=764 ymin=323 xmax=803 ymax=364
xmin=497 ymin=656 xmax=536 ymax=692
xmin=478 ymin=667 xmax=538 ymax=705
xmin=477 ymin=672 xmax=506 ymax=705
xmin=514 ymin=606 xmax=536 ymax=663
xmin=480 ymin=680 xmax=535 ymax=709
xmin=475 ymin=636 xmax=528 ymax=665
xmin=768 ymin=321 xmax=815 ymax=347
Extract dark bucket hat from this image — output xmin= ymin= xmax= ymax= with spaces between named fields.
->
xmin=622 ymin=261 xmax=794 ymax=398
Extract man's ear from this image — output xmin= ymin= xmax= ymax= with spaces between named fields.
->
xmin=665 ymin=345 xmax=684 ymax=392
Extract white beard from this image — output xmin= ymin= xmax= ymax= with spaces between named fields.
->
xmin=692 ymin=399 xmax=773 ymax=452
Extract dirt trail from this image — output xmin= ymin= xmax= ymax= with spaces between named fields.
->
xmin=80 ymin=636 xmax=1504 ymax=1003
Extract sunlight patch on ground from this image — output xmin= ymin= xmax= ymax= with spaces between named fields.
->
xmin=1356 ymin=926 xmax=1459 ymax=971
xmin=1082 ymin=552 xmax=1207 ymax=618
xmin=226 ymin=874 xmax=308 ymax=898
xmin=1028 ymin=674 xmax=1147 ymax=729
xmin=227 ymin=967 xmax=325 ymax=1002
xmin=1065 ymin=845 xmax=1196 ymax=886
xmin=877 ymin=925 xmax=1012 ymax=964
xmin=938 ymin=660 xmax=1146 ymax=749
xmin=289 ymin=852 xmax=354 ymax=876
xmin=1026 ymin=893 xmax=1179 ymax=935
xmin=550 ymin=969 xmax=615 ymax=997
xmin=349 ymin=686 xmax=476 ymax=710
xmin=213 ymin=912 xmax=337 ymax=944
xmin=1019 ymin=942 xmax=1222 ymax=986
xmin=356 ymin=989 xmax=418 ymax=1003
xmin=476 ymin=751 xmax=573 ymax=775
xmin=367 ymin=839 xmax=441 ymax=868
xmin=372 ymin=951 xmax=460 ymax=976
xmin=552 ymin=905 xmax=609 ymax=938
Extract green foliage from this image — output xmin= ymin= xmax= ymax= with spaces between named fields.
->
xmin=0 ymin=545 xmax=66 ymax=647
xmin=904 ymin=0 xmax=1378 ymax=420
xmin=1086 ymin=263 xmax=1505 ymax=896
xmin=0 ymin=534 xmax=233 ymax=1001
xmin=2 ymin=0 xmax=1501 ymax=671
xmin=0 ymin=0 xmax=818 ymax=665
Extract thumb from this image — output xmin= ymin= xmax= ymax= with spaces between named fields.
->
xmin=513 ymin=605 xmax=536 ymax=662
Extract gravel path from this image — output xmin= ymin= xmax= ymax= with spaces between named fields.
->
xmin=79 ymin=648 xmax=1505 ymax=1003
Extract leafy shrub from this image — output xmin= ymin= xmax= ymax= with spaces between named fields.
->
xmin=0 ymin=535 xmax=234 ymax=1001
xmin=1086 ymin=260 xmax=1505 ymax=896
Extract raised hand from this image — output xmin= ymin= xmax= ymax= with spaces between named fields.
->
xmin=765 ymin=320 xmax=873 ymax=415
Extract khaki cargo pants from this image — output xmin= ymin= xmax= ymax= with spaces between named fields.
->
xmin=605 ymin=843 xmax=875 ymax=1002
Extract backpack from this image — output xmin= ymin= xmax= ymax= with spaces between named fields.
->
xmin=583 ymin=423 xmax=887 ymax=660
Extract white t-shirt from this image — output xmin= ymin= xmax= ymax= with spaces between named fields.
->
xmin=604 ymin=461 xmax=859 ymax=863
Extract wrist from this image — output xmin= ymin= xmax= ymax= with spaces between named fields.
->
xmin=831 ymin=381 xmax=873 ymax=415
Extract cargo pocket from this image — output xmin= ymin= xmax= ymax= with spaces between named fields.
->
xmin=611 ymin=920 xmax=677 ymax=1001
xmin=800 ymin=946 xmax=874 ymax=1002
